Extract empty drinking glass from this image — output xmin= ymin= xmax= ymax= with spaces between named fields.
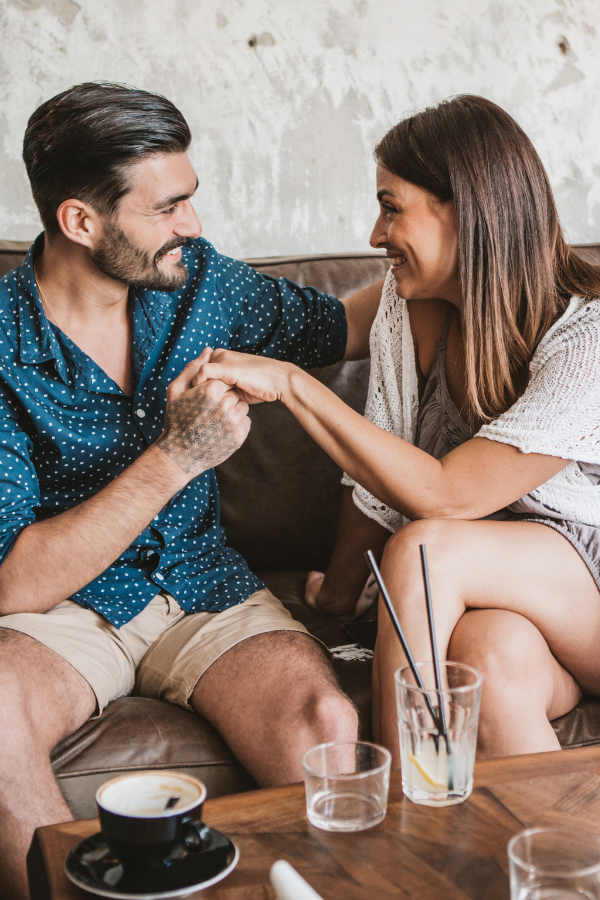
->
xmin=302 ymin=741 xmax=391 ymax=832
xmin=508 ymin=827 xmax=600 ymax=899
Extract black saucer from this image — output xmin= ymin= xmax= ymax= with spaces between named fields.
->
xmin=65 ymin=827 xmax=239 ymax=898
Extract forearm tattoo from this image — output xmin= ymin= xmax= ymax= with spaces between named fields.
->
xmin=156 ymin=393 xmax=239 ymax=474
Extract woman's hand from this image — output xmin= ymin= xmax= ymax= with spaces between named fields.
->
xmin=354 ymin=574 xmax=379 ymax=618
xmin=305 ymin=571 xmax=326 ymax=611
xmin=304 ymin=570 xmax=379 ymax=621
xmin=193 ymin=348 xmax=294 ymax=405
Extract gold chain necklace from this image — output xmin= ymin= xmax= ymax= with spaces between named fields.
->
xmin=33 ymin=262 xmax=59 ymax=326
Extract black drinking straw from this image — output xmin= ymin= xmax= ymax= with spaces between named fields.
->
xmin=419 ymin=544 xmax=451 ymax=761
xmin=365 ymin=550 xmax=442 ymax=734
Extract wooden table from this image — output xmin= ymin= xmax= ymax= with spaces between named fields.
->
xmin=29 ymin=746 xmax=600 ymax=900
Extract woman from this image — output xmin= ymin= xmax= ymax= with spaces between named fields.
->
xmin=197 ymin=95 xmax=600 ymax=764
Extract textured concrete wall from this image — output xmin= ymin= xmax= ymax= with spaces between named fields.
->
xmin=0 ymin=0 xmax=598 ymax=256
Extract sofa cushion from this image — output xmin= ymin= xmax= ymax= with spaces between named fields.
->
xmin=551 ymin=698 xmax=600 ymax=749
xmin=0 ymin=239 xmax=30 ymax=277
xmin=50 ymin=697 xmax=258 ymax=820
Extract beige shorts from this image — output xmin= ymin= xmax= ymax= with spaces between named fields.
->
xmin=0 ymin=589 xmax=312 ymax=715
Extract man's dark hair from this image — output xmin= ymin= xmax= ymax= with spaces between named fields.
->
xmin=23 ymin=82 xmax=192 ymax=234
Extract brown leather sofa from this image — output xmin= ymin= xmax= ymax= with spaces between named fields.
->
xmin=2 ymin=239 xmax=600 ymax=820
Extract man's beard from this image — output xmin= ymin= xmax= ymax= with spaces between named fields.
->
xmin=92 ymin=218 xmax=189 ymax=291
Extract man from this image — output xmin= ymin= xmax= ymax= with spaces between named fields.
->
xmin=0 ymin=82 xmax=381 ymax=898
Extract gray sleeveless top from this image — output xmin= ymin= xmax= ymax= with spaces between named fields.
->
xmin=415 ymin=305 xmax=471 ymax=459
xmin=412 ymin=303 xmax=600 ymax=589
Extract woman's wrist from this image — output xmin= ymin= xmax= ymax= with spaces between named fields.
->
xmin=280 ymin=364 xmax=312 ymax=407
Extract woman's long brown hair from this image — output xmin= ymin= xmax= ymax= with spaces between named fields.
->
xmin=375 ymin=95 xmax=600 ymax=424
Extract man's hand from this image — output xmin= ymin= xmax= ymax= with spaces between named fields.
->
xmin=156 ymin=352 xmax=251 ymax=477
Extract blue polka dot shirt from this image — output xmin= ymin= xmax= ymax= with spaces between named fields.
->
xmin=0 ymin=235 xmax=347 ymax=627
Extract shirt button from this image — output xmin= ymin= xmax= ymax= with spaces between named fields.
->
xmin=155 ymin=572 xmax=164 ymax=581
xmin=136 ymin=408 xmax=146 ymax=418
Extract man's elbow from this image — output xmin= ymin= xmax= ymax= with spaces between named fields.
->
xmin=0 ymin=574 xmax=22 ymax=616
xmin=0 ymin=558 xmax=37 ymax=616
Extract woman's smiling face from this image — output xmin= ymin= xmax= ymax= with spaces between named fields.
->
xmin=370 ymin=166 xmax=461 ymax=306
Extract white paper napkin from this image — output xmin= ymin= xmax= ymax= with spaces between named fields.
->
xmin=270 ymin=860 xmax=325 ymax=900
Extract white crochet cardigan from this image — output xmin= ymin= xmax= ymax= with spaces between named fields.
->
xmin=342 ymin=270 xmax=600 ymax=531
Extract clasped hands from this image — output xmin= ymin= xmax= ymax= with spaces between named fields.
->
xmin=160 ymin=348 xmax=374 ymax=619
xmin=158 ymin=346 xmax=291 ymax=477
xmin=190 ymin=346 xmax=291 ymax=404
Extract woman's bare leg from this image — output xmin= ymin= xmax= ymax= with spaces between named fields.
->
xmin=374 ymin=518 xmax=600 ymax=765
xmin=306 ymin=487 xmax=389 ymax=617
xmin=372 ymin=643 xmax=382 ymax=744
xmin=448 ymin=608 xmax=581 ymax=758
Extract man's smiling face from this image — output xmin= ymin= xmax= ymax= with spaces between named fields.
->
xmin=92 ymin=152 xmax=202 ymax=291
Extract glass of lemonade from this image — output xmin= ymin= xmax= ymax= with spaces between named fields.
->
xmin=508 ymin=827 xmax=600 ymax=899
xmin=302 ymin=741 xmax=391 ymax=832
xmin=395 ymin=661 xmax=482 ymax=807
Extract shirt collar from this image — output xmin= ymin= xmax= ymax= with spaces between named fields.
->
xmin=16 ymin=234 xmax=70 ymax=382
xmin=15 ymin=233 xmax=175 ymax=388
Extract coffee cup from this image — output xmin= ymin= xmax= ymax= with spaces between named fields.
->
xmin=96 ymin=771 xmax=209 ymax=872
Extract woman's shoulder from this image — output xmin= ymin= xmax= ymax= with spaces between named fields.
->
xmin=542 ymin=296 xmax=600 ymax=342
xmin=477 ymin=297 xmax=600 ymax=460
xmin=532 ymin=297 xmax=600 ymax=374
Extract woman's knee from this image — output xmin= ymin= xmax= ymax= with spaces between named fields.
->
xmin=381 ymin=519 xmax=460 ymax=595
xmin=383 ymin=518 xmax=450 ymax=564
xmin=378 ymin=519 xmax=464 ymax=633
xmin=449 ymin=609 xmax=552 ymax=698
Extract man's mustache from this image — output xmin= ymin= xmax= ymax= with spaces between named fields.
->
xmin=154 ymin=239 xmax=187 ymax=264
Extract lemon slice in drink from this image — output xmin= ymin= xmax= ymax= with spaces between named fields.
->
xmin=408 ymin=753 xmax=448 ymax=790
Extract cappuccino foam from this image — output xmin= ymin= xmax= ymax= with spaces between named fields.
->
xmin=98 ymin=773 xmax=204 ymax=818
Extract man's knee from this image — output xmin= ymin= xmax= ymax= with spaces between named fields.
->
xmin=0 ymin=629 xmax=93 ymax=756
xmin=284 ymin=636 xmax=359 ymax=740
xmin=302 ymin=688 xmax=359 ymax=743
xmin=0 ymin=667 xmax=38 ymax=758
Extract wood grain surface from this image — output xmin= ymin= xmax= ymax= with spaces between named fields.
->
xmin=29 ymin=746 xmax=600 ymax=900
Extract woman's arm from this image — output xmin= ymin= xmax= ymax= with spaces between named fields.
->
xmin=341 ymin=278 xmax=385 ymax=360
xmin=306 ymin=486 xmax=389 ymax=618
xmin=195 ymin=352 xmax=570 ymax=520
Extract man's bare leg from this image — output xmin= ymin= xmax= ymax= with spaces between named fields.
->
xmin=191 ymin=632 xmax=358 ymax=786
xmin=0 ymin=629 xmax=96 ymax=900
